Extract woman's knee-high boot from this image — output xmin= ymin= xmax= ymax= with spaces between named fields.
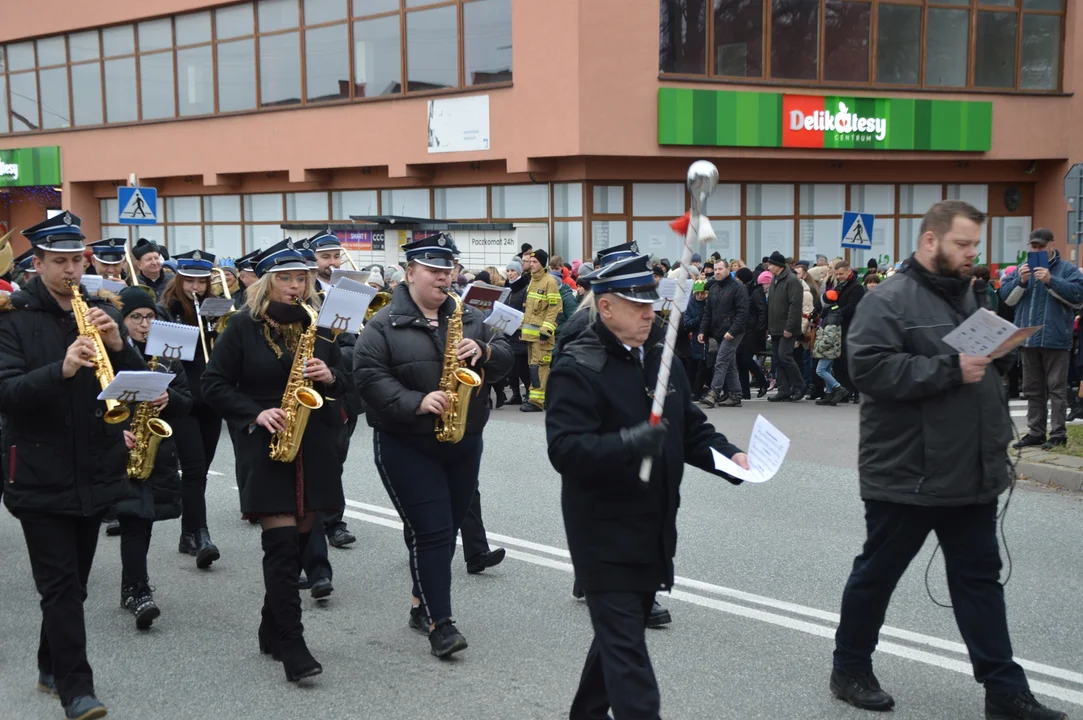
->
xmin=261 ymin=527 xmax=321 ymax=681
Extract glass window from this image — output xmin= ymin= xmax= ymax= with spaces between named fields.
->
xmin=353 ymin=0 xmax=400 ymax=15
xmin=634 ymin=220 xmax=683 ymax=262
xmin=850 ymin=185 xmax=894 ymax=215
xmin=101 ymin=226 xmax=130 ymax=243
xmin=946 ymin=184 xmax=988 ymax=213
xmin=434 ymin=186 xmax=487 ymax=219
xmin=39 ymin=67 xmax=71 ymax=129
xmin=137 ymin=225 xmax=166 ymax=246
xmin=68 ymin=31 xmax=101 ymax=62
xmin=101 ymin=198 xmax=120 ymax=223
xmin=1020 ymin=14 xmax=1061 ymax=90
xmin=554 ymin=221 xmax=583 ymax=263
xmin=714 ymin=0 xmax=763 ymax=77
xmin=593 ymin=186 xmax=624 ymax=214
xmin=6 ymin=43 xmax=35 ymax=71
xmin=0 ymin=77 xmax=8 ymax=134
xmin=217 ymin=3 xmax=255 ymax=39
xmin=204 ymin=194 xmax=242 ymax=222
xmin=591 ymin=220 xmax=628 ymax=250
xmin=246 ymin=225 xmax=288 ymax=251
xmin=305 ymin=23 xmax=350 ymax=102
xmin=464 ymin=0 xmax=512 ymax=85
xmin=354 ymin=15 xmax=401 ymax=96
xmin=305 ymin=0 xmax=348 ymax=25
xmin=925 ymin=8 xmax=969 ymax=87
xmin=244 ymin=193 xmax=284 ymax=221
xmin=771 ymin=0 xmax=818 ymax=80
xmin=706 ymin=218 xmax=741 ymax=259
xmin=36 ymin=37 xmax=67 ymax=66
xmin=407 ymin=5 xmax=459 ymax=91
xmin=104 ymin=57 xmax=138 ymax=122
xmin=217 ymin=39 xmax=257 ymax=111
xmin=380 ymin=188 xmax=430 ymax=218
xmin=747 ymin=184 xmax=794 ymax=216
xmin=633 ymin=183 xmax=685 ymax=217
xmin=176 ymin=12 xmax=212 ymax=45
xmin=799 ymin=184 xmax=845 ymax=215
xmin=259 ymin=32 xmax=302 ymax=107
xmin=823 ymin=0 xmax=869 ymax=82
xmin=876 ymin=3 xmax=920 ymax=84
xmin=553 ymin=183 xmax=583 ymax=217
xmin=167 ymin=196 xmax=202 ymax=222
xmin=331 ymin=190 xmax=378 ymax=218
xmin=799 ymin=218 xmax=843 ymax=262
xmin=205 ymin=225 xmax=244 ymax=257
xmin=140 ymin=53 xmax=175 ymax=120
xmin=746 ymin=219 xmax=794 ymax=265
xmin=286 ymin=192 xmax=329 ymax=220
xmin=851 ymin=220 xmax=895 ymax=271
xmin=260 ymin=0 xmax=300 ymax=32
xmin=138 ymin=19 xmax=173 ymax=52
xmin=168 ymin=225 xmax=203 ymax=255
xmin=10 ymin=72 xmax=40 ymax=131
xmin=707 ymin=184 xmax=741 ymax=216
xmin=102 ymin=25 xmax=135 ymax=56
xmin=658 ymin=0 xmax=707 ymax=74
xmin=178 ymin=46 xmax=214 ymax=116
xmin=899 ymin=184 xmax=943 ymax=215
xmin=989 ymin=216 xmax=1031 ymax=265
xmin=975 ymin=12 xmax=1017 ymax=88
xmin=492 ymin=184 xmax=548 ymax=218
xmin=1023 ymin=0 xmax=1063 ymax=7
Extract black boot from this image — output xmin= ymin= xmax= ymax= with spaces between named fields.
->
xmin=127 ymin=580 xmax=160 ymax=630
xmin=646 ymin=600 xmax=672 ymax=628
xmin=985 ymin=689 xmax=1068 ymax=720
xmin=806 ymin=382 xmax=823 ymax=401
xmin=261 ymin=527 xmax=322 ymax=682
xmin=194 ymin=528 xmax=220 ymax=569
xmin=178 ymin=531 xmax=196 ymax=556
xmin=258 ymin=595 xmax=279 ymax=659
xmin=829 ymin=668 xmax=895 ymax=711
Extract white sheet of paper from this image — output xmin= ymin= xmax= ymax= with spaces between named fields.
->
xmin=316 ymin=287 xmax=370 ymax=334
xmin=940 ymin=308 xmax=1037 ymax=358
xmin=145 ymin=320 xmax=200 ymax=362
xmin=197 ymin=297 xmax=235 ymax=318
xmin=653 ymin=278 xmax=693 ymax=313
xmin=81 ymin=275 xmax=104 ymax=294
xmin=331 ymin=268 xmax=371 ymax=286
xmin=333 ymin=277 xmax=371 ymax=296
xmin=101 ymin=279 xmax=127 ymax=293
xmin=483 ymin=301 xmax=524 ymax=336
xmin=710 ymin=414 xmax=790 ymax=484
xmin=97 ymin=370 xmax=176 ymax=403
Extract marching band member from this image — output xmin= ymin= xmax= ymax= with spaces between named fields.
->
xmin=232 ymin=248 xmax=261 ymax=308
xmin=201 ymin=240 xmax=349 ymax=681
xmin=132 ymin=239 xmax=169 ymax=297
xmin=311 ymin=231 xmax=342 ymax=293
xmin=353 ymin=233 xmax=512 ymax=658
xmin=115 ymin=287 xmax=190 ymax=630
xmin=86 ymin=239 xmax=128 ymax=281
xmin=14 ymin=247 xmax=38 ymax=287
xmin=160 ymin=250 xmax=222 ymax=569
xmin=545 ymin=253 xmax=748 ymax=720
xmin=0 ymin=212 xmax=146 ymax=720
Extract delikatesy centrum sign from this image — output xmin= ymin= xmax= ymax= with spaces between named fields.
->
xmin=0 ymin=146 xmax=62 ymax=187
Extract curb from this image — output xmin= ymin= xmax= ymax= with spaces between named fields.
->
xmin=1015 ymin=461 xmax=1083 ymax=492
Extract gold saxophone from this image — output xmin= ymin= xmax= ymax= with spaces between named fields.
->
xmin=435 ymin=290 xmax=482 ymax=444
xmin=126 ymin=357 xmax=174 ymax=480
xmin=69 ymin=281 xmax=130 ymax=424
xmin=269 ymin=300 xmax=325 ymax=463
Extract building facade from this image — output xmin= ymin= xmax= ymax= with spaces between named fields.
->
xmin=0 ymin=0 xmax=1076 ymax=273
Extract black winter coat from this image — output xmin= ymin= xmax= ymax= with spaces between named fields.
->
xmin=163 ymin=299 xmax=216 ymax=407
xmin=700 ymin=274 xmax=749 ymax=340
xmin=0 ymin=277 xmax=146 ymax=516
xmin=201 ymin=307 xmax=349 ymax=515
xmin=767 ymin=267 xmax=804 ymax=337
xmin=833 ymin=273 xmax=866 ymax=335
xmin=505 ymin=275 xmax=530 ymax=357
xmin=553 ymin=304 xmax=591 ymax=358
xmin=353 ymin=285 xmax=513 ymax=437
xmin=739 ymin=282 xmax=768 ymax=355
xmin=546 ymin=319 xmax=743 ymax=593
xmin=115 ymin=348 xmax=189 ymax=521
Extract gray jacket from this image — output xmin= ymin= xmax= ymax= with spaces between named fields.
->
xmin=847 ymin=261 xmax=1012 ymax=506
xmin=767 ymin=267 xmax=803 ymax=337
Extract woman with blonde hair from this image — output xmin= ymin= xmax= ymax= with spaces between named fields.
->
xmin=484 ymin=265 xmax=506 ymax=287
xmin=729 ymin=258 xmax=745 ymax=272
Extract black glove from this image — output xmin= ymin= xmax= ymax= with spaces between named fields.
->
xmin=620 ymin=419 xmax=669 ymax=459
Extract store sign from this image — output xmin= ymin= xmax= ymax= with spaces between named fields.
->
xmin=0 ymin=146 xmax=62 ymax=187
xmin=335 ymin=230 xmax=385 ymax=252
xmin=658 ymin=89 xmax=992 ymax=152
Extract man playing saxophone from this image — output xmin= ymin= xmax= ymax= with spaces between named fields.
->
xmin=202 ymin=240 xmax=350 ymax=683
xmin=0 ymin=212 xmax=146 ymax=720
xmin=353 ymin=233 xmax=512 ymax=659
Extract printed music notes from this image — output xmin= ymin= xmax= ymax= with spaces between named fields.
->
xmin=332 ymin=277 xmax=370 ymax=295
xmin=653 ymin=278 xmax=693 ymax=314
xmin=97 ymin=370 xmax=176 ymax=403
xmin=941 ymin=309 xmax=1041 ymax=359
xmin=197 ymin=297 xmax=235 ymax=318
xmin=316 ymin=286 xmax=370 ymax=335
xmin=101 ymin=279 xmax=127 ymax=293
xmin=710 ymin=415 xmax=790 ymax=484
xmin=145 ymin=320 xmax=200 ymax=362
xmin=80 ymin=275 xmax=104 ymax=294
xmin=461 ymin=282 xmax=511 ymax=315
xmin=483 ymin=302 xmax=524 ymax=336
xmin=331 ymin=268 xmax=371 ymax=286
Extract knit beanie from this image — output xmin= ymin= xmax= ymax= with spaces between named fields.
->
xmin=735 ymin=267 xmax=754 ymax=285
xmin=767 ymin=251 xmax=788 ymax=268
xmin=530 ymin=249 xmax=549 ymax=268
xmin=506 ymin=259 xmax=522 ymax=275
xmin=758 ymin=270 xmax=774 ymax=286
xmin=118 ymin=286 xmax=157 ymax=318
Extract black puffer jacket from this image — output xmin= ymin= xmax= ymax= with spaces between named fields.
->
xmin=699 ymin=274 xmax=749 ymax=340
xmin=739 ymin=282 xmax=768 ymax=355
xmin=505 ymin=274 xmax=530 ymax=357
xmin=0 ymin=277 xmax=146 ymax=516
xmin=353 ymin=285 xmax=513 ymax=436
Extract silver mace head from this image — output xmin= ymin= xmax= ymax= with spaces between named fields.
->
xmin=687 ymin=160 xmax=719 ymax=214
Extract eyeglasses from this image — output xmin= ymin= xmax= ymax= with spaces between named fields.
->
xmin=128 ymin=313 xmax=155 ymax=324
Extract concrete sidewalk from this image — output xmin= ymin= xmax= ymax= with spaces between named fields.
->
xmin=1015 ymin=446 xmax=1083 ymax=492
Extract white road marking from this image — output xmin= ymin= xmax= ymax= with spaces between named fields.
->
xmin=208 ymin=470 xmax=225 ymax=476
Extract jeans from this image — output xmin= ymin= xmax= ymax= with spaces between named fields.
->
xmin=1020 ymin=347 xmax=1070 ymax=441
xmin=816 ymin=358 xmax=840 ymax=392
xmin=709 ymin=334 xmax=743 ymax=396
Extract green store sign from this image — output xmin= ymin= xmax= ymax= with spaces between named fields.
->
xmin=0 ymin=146 xmax=62 ymax=188
xmin=658 ymin=88 xmax=993 ymax=152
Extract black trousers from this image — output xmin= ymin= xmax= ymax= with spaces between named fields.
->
xmin=17 ymin=511 xmax=104 ymax=705
xmin=510 ymin=351 xmax=530 ymax=401
xmin=771 ymin=335 xmax=804 ymax=395
xmin=301 ymin=515 xmax=332 ymax=582
xmin=571 ymin=591 xmax=660 ymax=720
xmin=737 ymin=349 xmax=768 ymax=398
xmin=119 ymin=516 xmax=154 ymax=585
xmin=174 ymin=402 xmax=222 ymax=532
xmin=459 ymin=488 xmax=491 ymax=563
xmin=834 ymin=500 xmax=1028 ymax=692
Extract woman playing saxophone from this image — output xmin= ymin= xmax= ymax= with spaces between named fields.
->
xmin=353 ymin=233 xmax=512 ymax=658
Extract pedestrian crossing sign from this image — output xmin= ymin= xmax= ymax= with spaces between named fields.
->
xmin=118 ymin=186 xmax=157 ymax=226
xmin=841 ymin=211 xmax=874 ymax=250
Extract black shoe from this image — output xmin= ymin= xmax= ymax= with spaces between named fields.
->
xmin=572 ymin=581 xmax=584 ymax=600
xmin=310 ymin=578 xmax=333 ymax=600
xmin=298 ymin=572 xmax=311 ymax=590
xmin=105 ymin=519 xmax=121 ymax=537
xmin=829 ymin=668 xmax=895 ymax=712
xmin=466 ymin=547 xmax=506 ymax=574
xmin=1069 ymin=406 xmax=1083 ymax=422
xmin=790 ymin=388 xmax=805 ymax=401
xmin=408 ymin=605 xmax=430 ymax=634
xmin=194 ymin=528 xmax=220 ymax=569
xmin=766 ymin=392 xmax=791 ymax=403
xmin=128 ymin=582 xmax=160 ymax=630
xmin=519 ymin=402 xmax=543 ymax=413
xmin=1012 ymin=434 xmax=1046 ymax=449
xmin=64 ymin=695 xmax=108 ymax=720
xmin=851 ymin=393 xmax=861 ymax=404
xmin=646 ymin=600 xmax=672 ymax=628
xmin=258 ymin=597 xmax=279 ymax=659
xmin=178 ymin=531 xmax=196 ymax=556
xmin=985 ymin=689 xmax=1068 ymax=720
xmin=806 ymin=384 xmax=824 ymax=400
xmin=1041 ymin=437 xmax=1067 ymax=451
xmin=36 ymin=670 xmax=58 ymax=697
xmin=508 ymin=394 xmax=523 ymax=406
xmin=494 ymin=391 xmax=506 ymax=409
xmin=429 ymin=618 xmax=468 ymax=658
xmin=327 ymin=526 xmax=356 ymax=548
xmin=757 ymin=385 xmax=768 ymax=398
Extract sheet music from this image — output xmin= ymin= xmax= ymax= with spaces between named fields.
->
xmin=483 ymin=301 xmax=524 ymax=336
xmin=331 ymin=268 xmax=371 ymax=286
xmin=101 ymin=279 xmax=127 ymax=293
xmin=710 ymin=415 xmax=790 ymax=484
xmin=333 ymin=277 xmax=371 ymax=296
xmin=145 ymin=320 xmax=200 ymax=362
xmin=97 ymin=370 xmax=176 ymax=403
xmin=316 ymin=286 xmax=370 ymax=334
xmin=941 ymin=308 xmax=1041 ymax=358
xmin=197 ymin=297 xmax=235 ymax=318
xmin=652 ymin=278 xmax=693 ymax=313
xmin=81 ymin=275 xmax=103 ymax=294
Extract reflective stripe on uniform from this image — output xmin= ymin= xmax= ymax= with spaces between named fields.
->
xmin=541 ymin=322 xmax=556 ymax=334
xmin=546 ymin=293 xmax=561 ymax=305
xmin=527 ymin=292 xmax=547 ymax=301
xmin=521 ymin=327 xmax=541 ymax=340
xmin=529 ymin=388 xmax=545 ymax=400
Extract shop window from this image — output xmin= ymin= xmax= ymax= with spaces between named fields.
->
xmin=246 ymin=224 xmax=288 ymax=251
xmin=989 ymin=216 xmax=1031 ymax=266
xmin=6 ymin=43 xmax=34 ymax=71
xmin=851 ymin=221 xmax=895 ymax=271
xmin=464 ymin=0 xmax=512 ymax=86
xmin=104 ymin=57 xmax=138 ymax=123
xmin=101 ymin=226 xmax=130 ymax=242
xmin=799 ymin=218 xmax=843 ymax=265
xmin=260 ymin=0 xmax=300 ymax=32
xmin=747 ymin=184 xmax=794 ymax=216
xmin=168 ymin=225 xmax=203 ymax=254
xmin=102 ymin=25 xmax=136 ymax=56
xmin=553 ymin=183 xmax=583 ymax=217
xmin=925 ymin=8 xmax=969 ymax=87
xmin=975 ymin=12 xmax=1017 ymax=89
xmin=354 ymin=15 xmax=401 ymax=97
xmin=823 ymin=0 xmax=869 ymax=83
xmin=140 ymin=52 xmax=176 ymax=120
xmin=305 ymin=0 xmax=348 ymax=25
xmin=746 ymin=219 xmax=794 ymax=266
xmin=305 ymin=23 xmax=349 ymax=102
xmin=204 ymin=195 xmax=242 ymax=223
xmin=554 ymin=221 xmax=583 ymax=263
xmin=707 ymin=218 xmax=741 ymax=261
xmin=138 ymin=226 xmax=166 ymax=246
xmin=634 ymin=220 xmax=684 ymax=263
xmin=205 ymin=225 xmax=244 ymax=258
xmin=217 ymin=39 xmax=257 ymax=112
xmin=68 ymin=31 xmax=101 ymax=63
xmin=332 ymin=190 xmax=378 ymax=218
xmin=800 ymin=184 xmax=844 ymax=216
xmin=175 ymin=12 xmax=212 ymax=45
xmin=771 ymin=0 xmax=818 ymax=81
xmin=217 ymin=4 xmax=255 ymax=40
xmin=1020 ymin=14 xmax=1061 ymax=90
xmin=260 ymin=32 xmax=302 ymax=107
xmin=849 ymin=185 xmax=894 ymax=216
xmin=492 ymin=184 xmax=548 ymax=219
xmin=899 ymin=184 xmax=943 ymax=215
xmin=9 ymin=72 xmax=39 ymax=131
xmin=592 ymin=220 xmax=628 ymax=250
xmin=167 ymin=196 xmax=202 ymax=223
xmin=286 ymin=192 xmax=330 ymax=220
xmin=0 ymin=77 xmax=8 ymax=133
xmin=36 ymin=37 xmax=66 ymax=66
xmin=593 ymin=186 xmax=624 ymax=215
xmin=39 ymin=67 xmax=70 ymax=129
xmin=946 ymin=185 xmax=988 ymax=213
xmin=707 ymin=184 xmax=741 ymax=217
xmin=406 ymin=5 xmax=459 ymax=91
xmin=381 ymin=188 xmax=430 ymax=218
xmin=354 ymin=0 xmax=400 ymax=13
xmin=244 ymin=193 xmax=284 ymax=222
xmin=178 ymin=46 xmax=214 ymax=116
xmin=71 ymin=64 xmax=104 ymax=125
xmin=713 ymin=0 xmax=763 ymax=78
xmin=138 ymin=19 xmax=173 ymax=52
xmin=658 ymin=0 xmax=707 ymax=75
xmin=434 ymin=186 xmax=487 ymax=220
xmin=633 ymin=183 xmax=685 ymax=217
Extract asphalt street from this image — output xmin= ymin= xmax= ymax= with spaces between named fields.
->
xmin=1 ymin=396 xmax=1082 ymax=720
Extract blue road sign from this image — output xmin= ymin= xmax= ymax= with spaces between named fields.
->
xmin=841 ymin=211 xmax=874 ymax=250
xmin=118 ymin=186 xmax=157 ymax=226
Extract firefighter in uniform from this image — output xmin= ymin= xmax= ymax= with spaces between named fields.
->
xmin=519 ymin=249 xmax=561 ymax=412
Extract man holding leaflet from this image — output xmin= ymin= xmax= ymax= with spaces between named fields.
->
xmin=830 ymin=201 xmax=1066 ymax=720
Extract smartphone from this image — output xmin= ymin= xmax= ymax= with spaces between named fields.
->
xmin=1027 ymin=251 xmax=1049 ymax=270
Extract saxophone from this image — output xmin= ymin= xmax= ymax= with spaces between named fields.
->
xmin=126 ymin=357 xmax=174 ymax=480
xmin=69 ymin=281 xmax=130 ymax=424
xmin=435 ymin=290 xmax=482 ymax=444
xmin=269 ymin=300 xmax=325 ymax=463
